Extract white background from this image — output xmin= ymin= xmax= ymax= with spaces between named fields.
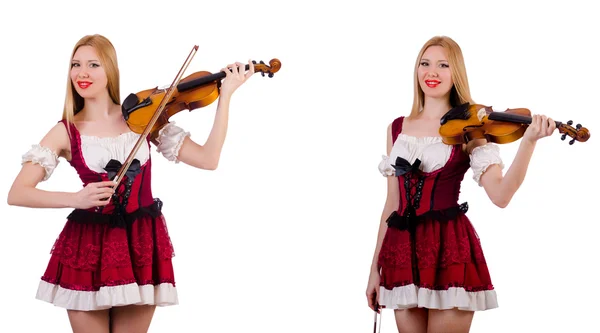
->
xmin=1 ymin=1 xmax=598 ymax=332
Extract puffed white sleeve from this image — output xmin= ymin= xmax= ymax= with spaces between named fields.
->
xmin=155 ymin=122 xmax=190 ymax=163
xmin=470 ymin=143 xmax=504 ymax=186
xmin=378 ymin=155 xmax=395 ymax=177
xmin=21 ymin=144 xmax=59 ymax=181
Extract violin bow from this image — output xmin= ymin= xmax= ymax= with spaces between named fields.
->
xmin=373 ymin=308 xmax=382 ymax=333
xmin=112 ymin=45 xmax=199 ymax=186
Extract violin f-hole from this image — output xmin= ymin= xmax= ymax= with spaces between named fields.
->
xmin=462 ymin=123 xmax=484 ymax=132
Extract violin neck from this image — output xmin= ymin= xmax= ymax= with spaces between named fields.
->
xmin=177 ymin=64 xmax=252 ymax=92
xmin=487 ymin=112 xmax=561 ymax=127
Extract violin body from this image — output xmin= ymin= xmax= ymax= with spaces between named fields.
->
xmin=122 ymin=59 xmax=281 ymax=140
xmin=439 ymin=103 xmax=590 ymax=146
xmin=124 ymin=71 xmax=220 ymax=137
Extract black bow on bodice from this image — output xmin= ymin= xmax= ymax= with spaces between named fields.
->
xmin=391 ymin=157 xmax=421 ymax=177
xmin=102 ymin=158 xmax=142 ymax=228
xmin=104 ymin=158 xmax=142 ymax=181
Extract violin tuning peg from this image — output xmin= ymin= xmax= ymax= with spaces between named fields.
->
xmin=567 ymin=120 xmax=573 ymax=125
xmin=260 ymin=72 xmax=265 ymax=77
xmin=268 ymin=73 xmax=274 ymax=78
xmin=252 ymin=60 xmax=257 ymax=64
xmin=569 ymin=138 xmax=575 ymax=145
xmin=576 ymin=123 xmax=582 ymax=129
xmin=260 ymin=60 xmax=265 ymax=65
xmin=561 ymin=133 xmax=567 ymax=140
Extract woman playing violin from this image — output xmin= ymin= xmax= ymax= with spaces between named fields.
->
xmin=365 ymin=35 xmax=556 ymax=333
xmin=7 ymin=34 xmax=254 ymax=333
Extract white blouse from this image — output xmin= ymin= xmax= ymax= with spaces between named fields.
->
xmin=21 ymin=122 xmax=190 ymax=181
xmin=378 ymin=133 xmax=504 ymax=186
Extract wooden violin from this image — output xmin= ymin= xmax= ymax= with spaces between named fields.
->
xmin=122 ymin=58 xmax=281 ymax=141
xmin=439 ymin=103 xmax=591 ymax=145
xmin=108 ymin=46 xmax=280 ymax=186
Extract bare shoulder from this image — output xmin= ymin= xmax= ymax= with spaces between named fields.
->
xmin=39 ymin=121 xmax=71 ymax=160
xmin=386 ymin=121 xmax=395 ymax=155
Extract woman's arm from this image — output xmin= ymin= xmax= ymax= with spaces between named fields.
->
xmin=366 ymin=123 xmax=400 ymax=312
xmin=175 ymin=61 xmax=255 ymax=170
xmin=7 ymin=122 xmax=115 ymax=209
xmin=472 ymin=114 xmax=556 ymax=208
xmin=8 ymin=122 xmax=74 ymax=208
xmin=370 ymin=123 xmax=400 ymax=273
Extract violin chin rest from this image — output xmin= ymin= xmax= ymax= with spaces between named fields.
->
xmin=121 ymin=93 xmax=153 ymax=120
xmin=440 ymin=102 xmax=471 ymax=125
xmin=121 ymin=93 xmax=140 ymax=119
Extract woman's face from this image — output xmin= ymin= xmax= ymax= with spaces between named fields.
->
xmin=70 ymin=45 xmax=108 ymax=99
xmin=417 ymin=45 xmax=453 ymax=99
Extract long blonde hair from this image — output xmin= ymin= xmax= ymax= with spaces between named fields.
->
xmin=410 ymin=36 xmax=475 ymax=117
xmin=62 ymin=34 xmax=120 ymax=125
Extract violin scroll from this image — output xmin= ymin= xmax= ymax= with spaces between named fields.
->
xmin=253 ymin=58 xmax=281 ymax=78
xmin=558 ymin=120 xmax=590 ymax=145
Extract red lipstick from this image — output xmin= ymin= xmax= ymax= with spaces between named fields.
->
xmin=425 ymin=79 xmax=440 ymax=88
xmin=77 ymin=81 xmax=92 ymax=89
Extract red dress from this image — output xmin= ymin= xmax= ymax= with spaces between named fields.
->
xmin=377 ymin=116 xmax=498 ymax=311
xmin=34 ymin=120 xmax=178 ymax=311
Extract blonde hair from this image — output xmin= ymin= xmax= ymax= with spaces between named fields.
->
xmin=410 ymin=36 xmax=475 ymax=117
xmin=62 ymin=34 xmax=120 ymax=125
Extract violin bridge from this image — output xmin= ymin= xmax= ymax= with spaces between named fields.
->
xmin=157 ymin=84 xmax=170 ymax=92
xmin=477 ymin=107 xmax=486 ymax=121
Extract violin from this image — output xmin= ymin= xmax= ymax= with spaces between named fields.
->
xmin=122 ymin=58 xmax=281 ymax=140
xmin=439 ymin=103 xmax=591 ymax=145
xmin=108 ymin=46 xmax=280 ymax=186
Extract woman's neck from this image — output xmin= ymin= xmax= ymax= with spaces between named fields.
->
xmin=78 ymin=96 xmax=120 ymax=122
xmin=418 ymin=95 xmax=452 ymax=120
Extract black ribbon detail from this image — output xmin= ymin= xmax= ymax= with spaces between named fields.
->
xmin=104 ymin=158 xmax=142 ymax=181
xmin=386 ymin=202 xmax=469 ymax=232
xmin=68 ymin=198 xmax=163 ymax=229
xmin=391 ymin=157 xmax=421 ymax=177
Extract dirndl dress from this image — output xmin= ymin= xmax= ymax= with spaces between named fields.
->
xmin=376 ymin=116 xmax=501 ymax=311
xmin=22 ymin=119 xmax=190 ymax=311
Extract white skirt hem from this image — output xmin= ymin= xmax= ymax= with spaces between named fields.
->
xmin=379 ymin=284 xmax=498 ymax=311
xmin=35 ymin=280 xmax=179 ymax=311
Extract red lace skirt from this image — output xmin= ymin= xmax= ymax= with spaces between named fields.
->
xmin=377 ymin=213 xmax=498 ymax=311
xmin=35 ymin=213 xmax=178 ymax=311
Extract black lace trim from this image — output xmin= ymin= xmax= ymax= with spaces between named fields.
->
xmin=386 ymin=202 xmax=469 ymax=231
xmin=67 ymin=198 xmax=163 ymax=228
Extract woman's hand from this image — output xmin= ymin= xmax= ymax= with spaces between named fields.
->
xmin=523 ymin=114 xmax=557 ymax=144
xmin=71 ymin=180 xmax=116 ymax=209
xmin=219 ymin=60 xmax=255 ymax=97
xmin=366 ymin=270 xmax=381 ymax=313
